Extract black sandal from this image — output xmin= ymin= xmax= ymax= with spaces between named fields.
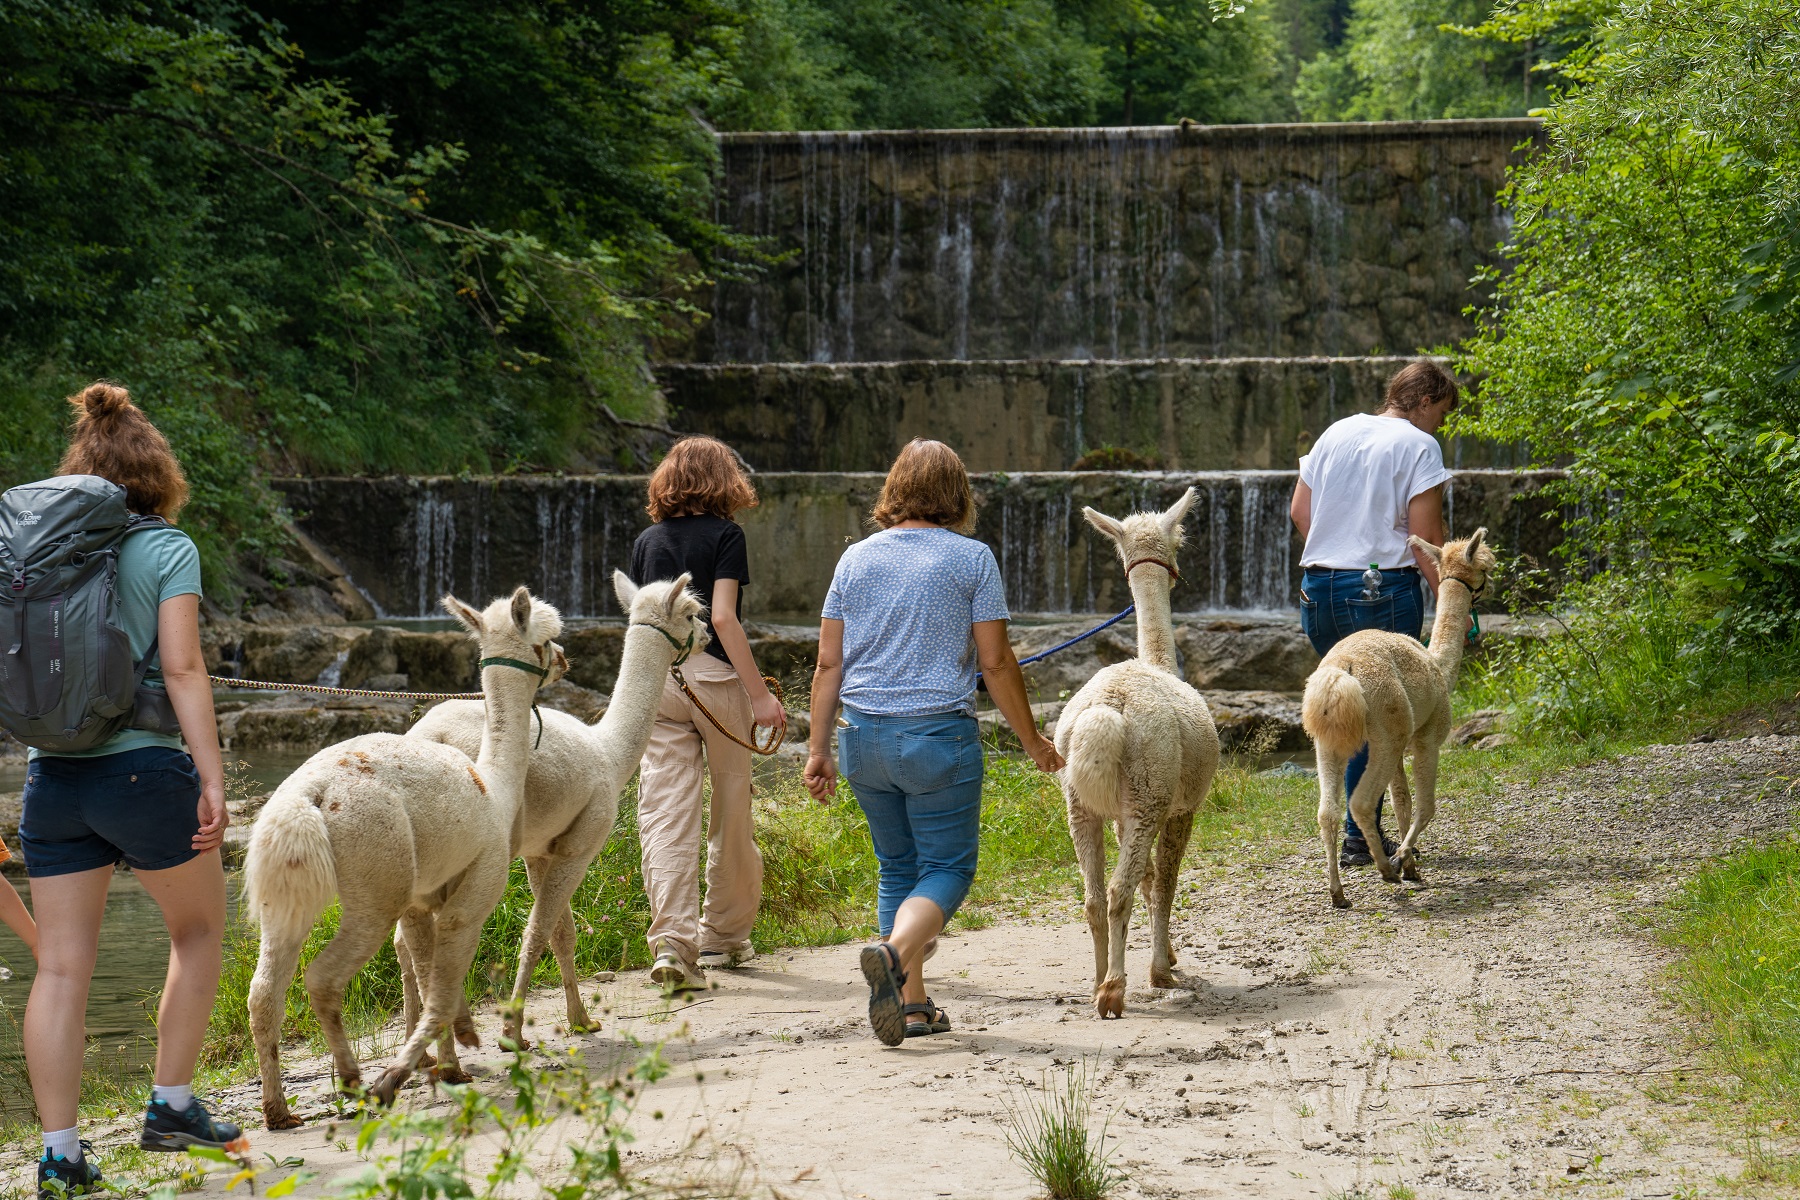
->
xmin=859 ymin=943 xmax=908 ymax=1046
xmin=903 ymin=999 xmax=951 ymax=1037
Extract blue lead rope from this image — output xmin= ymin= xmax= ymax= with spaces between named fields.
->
xmin=979 ymin=605 xmax=1138 ymax=692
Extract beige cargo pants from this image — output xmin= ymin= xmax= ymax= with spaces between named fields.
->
xmin=636 ymin=651 xmax=762 ymax=967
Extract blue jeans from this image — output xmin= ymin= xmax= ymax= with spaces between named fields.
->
xmin=1299 ymin=567 xmax=1426 ymax=845
xmin=837 ymin=706 xmax=983 ymax=935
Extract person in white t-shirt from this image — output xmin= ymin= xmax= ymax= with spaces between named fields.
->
xmin=1288 ymin=361 xmax=1459 ymax=867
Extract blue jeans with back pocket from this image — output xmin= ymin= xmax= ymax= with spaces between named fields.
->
xmin=1299 ymin=567 xmax=1426 ymax=844
xmin=837 ymin=705 xmax=983 ymax=935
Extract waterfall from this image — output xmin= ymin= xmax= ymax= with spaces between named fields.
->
xmin=316 ymin=649 xmax=349 ymax=688
xmin=412 ymin=491 xmax=457 ymax=619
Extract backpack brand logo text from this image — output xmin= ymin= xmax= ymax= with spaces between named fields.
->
xmin=16 ymin=510 xmax=39 ymax=526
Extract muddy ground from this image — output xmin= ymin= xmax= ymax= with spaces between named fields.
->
xmin=9 ymin=735 xmax=1799 ymax=1199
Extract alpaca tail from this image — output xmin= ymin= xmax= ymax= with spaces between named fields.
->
xmin=1064 ymin=706 xmax=1128 ymax=816
xmin=1302 ymin=664 xmax=1366 ymax=760
xmin=244 ymin=787 xmax=338 ymax=939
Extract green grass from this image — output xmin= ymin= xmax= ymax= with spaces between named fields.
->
xmin=1003 ymin=1057 xmax=1126 ymax=1200
xmin=1665 ymin=838 xmax=1800 ymax=1180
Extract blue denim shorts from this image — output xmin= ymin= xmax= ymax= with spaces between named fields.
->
xmin=838 ymin=706 xmax=983 ymax=933
xmin=20 ymin=747 xmax=203 ymax=877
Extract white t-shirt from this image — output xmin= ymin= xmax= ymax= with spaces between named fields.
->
xmin=1297 ymin=413 xmax=1452 ymax=569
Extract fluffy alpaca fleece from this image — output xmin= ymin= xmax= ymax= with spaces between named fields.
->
xmin=406 ymin=571 xmax=706 ymax=1048
xmin=1054 ymin=489 xmax=1221 ymax=1017
xmin=1301 ymin=528 xmax=1499 ymax=909
xmin=244 ymin=587 xmax=562 ymax=1129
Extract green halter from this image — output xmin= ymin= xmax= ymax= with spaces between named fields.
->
xmin=648 ymin=623 xmax=695 ymax=666
xmin=478 ymin=655 xmax=550 ymax=747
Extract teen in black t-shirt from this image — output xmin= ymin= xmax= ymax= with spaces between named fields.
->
xmin=630 ymin=515 xmax=748 ymax=664
xmin=628 ymin=437 xmax=785 ymax=992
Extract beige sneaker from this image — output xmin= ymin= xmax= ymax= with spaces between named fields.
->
xmin=697 ymin=943 xmax=757 ymax=969
xmin=649 ymin=944 xmax=706 ymax=992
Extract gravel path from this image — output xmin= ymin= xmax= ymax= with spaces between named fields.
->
xmin=11 ymin=735 xmax=1799 ymax=1199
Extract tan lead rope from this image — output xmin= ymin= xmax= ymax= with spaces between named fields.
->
xmin=671 ymin=666 xmax=787 ymax=756
xmin=207 ymin=676 xmax=486 ymax=702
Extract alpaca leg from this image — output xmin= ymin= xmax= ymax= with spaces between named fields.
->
xmin=502 ymin=857 xmax=558 ymax=1049
xmin=1148 ymin=812 xmax=1194 ymax=989
xmin=1099 ymin=806 xmax=1158 ymax=1019
xmin=393 ymin=921 xmax=436 ymax=1070
xmin=1317 ymin=753 xmax=1350 ymax=909
xmin=1399 ymin=742 xmax=1440 ymax=883
xmin=249 ymin=924 xmax=308 ymax=1130
xmin=1351 ymin=747 xmax=1404 ymax=884
xmin=303 ymin=911 xmax=398 ymax=1097
xmin=1067 ymin=797 xmax=1110 ymax=1002
xmin=372 ymin=866 xmax=505 ymax=1105
xmin=1390 ymin=766 xmax=1414 ymax=854
xmin=509 ymin=855 xmax=598 ymax=1043
xmin=397 ymin=911 xmax=468 ymax=1082
xmin=550 ymin=904 xmax=590 ymax=1033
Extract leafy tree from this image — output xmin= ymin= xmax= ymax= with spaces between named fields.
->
xmin=1064 ymin=0 xmax=1291 ymax=125
xmin=1456 ymin=0 xmax=1800 ymax=620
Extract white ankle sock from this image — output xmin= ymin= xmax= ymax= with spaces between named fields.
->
xmin=152 ymin=1083 xmax=193 ymax=1111
xmin=43 ymin=1126 xmax=81 ymax=1163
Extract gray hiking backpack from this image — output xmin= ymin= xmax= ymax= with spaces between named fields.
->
xmin=0 ymin=475 xmax=182 ymax=752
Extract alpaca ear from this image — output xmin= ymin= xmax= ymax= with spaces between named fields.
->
xmin=663 ymin=573 xmax=694 ymax=620
xmin=509 ymin=586 xmax=533 ymax=634
xmin=612 ymin=570 xmax=639 ymax=614
xmin=1407 ymin=536 xmax=1443 ymax=565
xmin=443 ymin=594 xmax=484 ymax=635
xmin=1082 ymin=507 xmax=1126 ymax=543
xmin=1157 ymin=487 xmax=1197 ymax=540
xmin=1464 ymin=527 xmax=1488 ymax=563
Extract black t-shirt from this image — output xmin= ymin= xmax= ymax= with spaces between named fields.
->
xmin=629 ymin=515 xmax=749 ymax=662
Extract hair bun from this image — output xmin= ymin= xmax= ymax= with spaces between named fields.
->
xmin=75 ymin=382 xmax=133 ymax=419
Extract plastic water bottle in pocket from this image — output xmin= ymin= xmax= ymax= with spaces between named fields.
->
xmin=1361 ymin=563 xmax=1383 ymax=602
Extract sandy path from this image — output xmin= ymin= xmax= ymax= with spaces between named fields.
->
xmin=15 ymin=736 xmax=1800 ymax=1198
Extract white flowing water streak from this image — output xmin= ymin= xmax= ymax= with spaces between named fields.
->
xmin=412 ymin=491 xmax=457 ymax=618
xmin=315 ymin=649 xmax=349 ymax=688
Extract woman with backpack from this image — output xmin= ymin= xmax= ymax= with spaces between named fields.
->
xmin=18 ymin=384 xmax=243 ymax=1199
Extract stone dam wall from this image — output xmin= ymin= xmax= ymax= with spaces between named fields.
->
xmin=687 ymin=120 xmax=1541 ymax=364
xmin=658 ymin=356 xmax=1524 ymax=472
xmin=277 ymin=470 xmax=1564 ymax=621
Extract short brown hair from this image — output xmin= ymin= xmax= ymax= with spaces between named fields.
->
xmin=57 ymin=382 xmax=190 ymax=520
xmin=870 ymin=439 xmax=976 ymax=534
xmin=1382 ymin=360 xmax=1460 ymax=415
xmin=646 ymin=436 xmax=757 ymax=522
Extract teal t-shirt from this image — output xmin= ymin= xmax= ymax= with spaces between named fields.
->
xmin=32 ymin=524 xmax=204 ymax=759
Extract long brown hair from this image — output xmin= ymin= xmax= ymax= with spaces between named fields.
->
xmin=645 ymin=436 xmax=757 ymax=522
xmin=58 ymin=382 xmax=190 ymax=520
xmin=870 ymin=439 xmax=976 ymax=534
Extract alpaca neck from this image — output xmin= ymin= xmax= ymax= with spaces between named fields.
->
xmin=588 ymin=624 xmax=677 ymax=767
xmin=1127 ymin=564 xmax=1180 ymax=675
xmin=475 ymin=662 xmax=543 ymax=815
xmin=1427 ymin=579 xmax=1475 ymax=688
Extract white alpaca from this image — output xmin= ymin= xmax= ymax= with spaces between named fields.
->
xmin=1056 ymin=489 xmax=1221 ymax=1018
xmin=405 ymin=571 xmax=706 ymax=1049
xmin=244 ymin=587 xmax=562 ymax=1129
xmin=1301 ymin=529 xmax=1498 ymax=909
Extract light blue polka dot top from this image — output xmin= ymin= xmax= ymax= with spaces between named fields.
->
xmin=823 ymin=527 xmax=1010 ymax=717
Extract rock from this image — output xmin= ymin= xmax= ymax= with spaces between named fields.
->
xmin=1475 ymin=733 xmax=1514 ymax=751
xmin=978 ymin=701 xmax=1064 ymax=748
xmin=744 ymin=624 xmax=822 ymax=691
xmin=363 ymin=673 xmax=410 ymax=692
xmin=219 ymin=700 xmax=411 ymax=752
xmin=391 ymin=630 xmax=480 ymax=691
xmin=1179 ymin=620 xmax=1318 ymax=692
xmin=537 ymin=681 xmax=609 ymax=721
xmin=559 ymin=625 xmax=627 ymax=693
xmin=1450 ymin=709 xmax=1506 ymax=745
xmin=242 ymin=626 xmax=367 ymax=684
xmin=1202 ymin=691 xmax=1308 ymax=752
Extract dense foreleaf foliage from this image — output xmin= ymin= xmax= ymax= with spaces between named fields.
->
xmin=1457 ymin=0 xmax=1800 ymax=621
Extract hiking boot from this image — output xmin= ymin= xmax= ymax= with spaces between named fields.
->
xmin=697 ymin=943 xmax=757 ymax=969
xmin=1339 ymin=834 xmax=1399 ymax=869
xmin=38 ymin=1142 xmax=101 ymax=1200
xmin=140 ymin=1096 xmax=249 ymax=1153
xmin=649 ymin=944 xmax=706 ymax=993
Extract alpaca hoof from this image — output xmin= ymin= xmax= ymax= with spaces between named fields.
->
xmin=417 ymin=1051 xmax=437 ymax=1070
xmin=337 ymin=1071 xmax=363 ymax=1099
xmin=429 ymin=1066 xmax=474 ymax=1085
xmin=1378 ymin=865 xmax=1402 ymax=884
xmin=453 ymin=1017 xmax=481 ymax=1049
xmin=262 ymin=1104 xmax=303 ymax=1131
xmin=1149 ymin=966 xmax=1177 ymax=990
xmin=370 ymin=1067 xmax=409 ymax=1107
xmin=501 ymin=1028 xmax=531 ymax=1052
xmin=1331 ymin=892 xmax=1352 ymax=910
xmin=1094 ymin=978 xmax=1126 ymax=1019
xmin=1401 ymin=860 xmax=1423 ymax=883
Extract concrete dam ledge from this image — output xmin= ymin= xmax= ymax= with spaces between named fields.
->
xmin=716 ymin=117 xmax=1545 ymax=146
xmin=657 ymin=356 xmax=1523 ymax=473
xmin=277 ymin=469 xmax=1565 ymax=622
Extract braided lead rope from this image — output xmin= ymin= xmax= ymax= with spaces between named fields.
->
xmin=207 ymin=676 xmax=485 ymax=701
xmin=671 ymin=667 xmax=787 ymax=756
